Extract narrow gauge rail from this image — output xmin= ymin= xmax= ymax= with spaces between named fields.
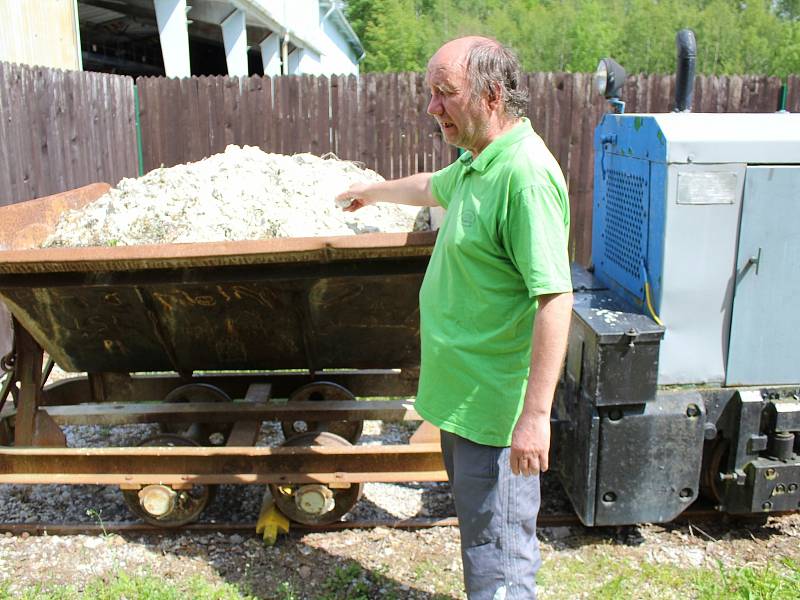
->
xmin=0 ymin=506 xmax=752 ymax=537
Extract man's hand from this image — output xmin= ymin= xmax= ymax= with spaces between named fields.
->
xmin=510 ymin=412 xmax=550 ymax=476
xmin=335 ymin=183 xmax=376 ymax=212
xmin=334 ymin=173 xmax=438 ymax=211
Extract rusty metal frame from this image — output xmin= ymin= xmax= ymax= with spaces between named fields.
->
xmin=0 ymin=443 xmax=447 ymax=485
xmin=41 ymin=370 xmax=420 ymax=406
xmin=1 ymin=400 xmax=420 ymax=426
xmin=0 ymin=321 xmax=444 ymax=489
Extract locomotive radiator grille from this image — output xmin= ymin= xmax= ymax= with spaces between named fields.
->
xmin=604 ymin=169 xmax=647 ymax=290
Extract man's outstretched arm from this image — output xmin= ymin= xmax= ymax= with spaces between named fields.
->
xmin=336 ymin=173 xmax=438 ymax=211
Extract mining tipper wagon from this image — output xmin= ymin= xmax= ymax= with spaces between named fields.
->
xmin=0 ymin=194 xmax=445 ymax=527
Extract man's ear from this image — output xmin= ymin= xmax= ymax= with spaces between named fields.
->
xmin=487 ymin=82 xmax=502 ymax=111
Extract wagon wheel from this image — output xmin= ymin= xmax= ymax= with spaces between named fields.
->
xmin=270 ymin=431 xmax=363 ymax=525
xmin=121 ymin=434 xmax=216 ymax=527
xmin=160 ymin=383 xmax=233 ymax=446
xmin=281 ymin=382 xmax=363 ymax=444
xmin=0 ymin=358 xmax=18 ymax=445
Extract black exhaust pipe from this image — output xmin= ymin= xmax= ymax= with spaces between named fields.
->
xmin=674 ymin=29 xmax=697 ymax=112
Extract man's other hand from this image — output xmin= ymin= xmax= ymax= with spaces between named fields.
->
xmin=335 ymin=184 xmax=375 ymax=212
xmin=510 ymin=412 xmax=550 ymax=476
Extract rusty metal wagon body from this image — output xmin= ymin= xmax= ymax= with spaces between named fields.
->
xmin=0 ymin=183 xmax=446 ymax=526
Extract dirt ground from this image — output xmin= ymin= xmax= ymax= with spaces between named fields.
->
xmin=1 ymin=488 xmax=798 ymax=599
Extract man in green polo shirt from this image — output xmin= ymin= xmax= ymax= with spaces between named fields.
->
xmin=336 ymin=36 xmax=572 ymax=600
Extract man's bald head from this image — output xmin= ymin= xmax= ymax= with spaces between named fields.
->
xmin=428 ymin=36 xmax=528 ymax=119
xmin=428 ymin=36 xmax=492 ymax=68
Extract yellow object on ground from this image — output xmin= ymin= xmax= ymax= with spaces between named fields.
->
xmin=255 ymin=492 xmax=290 ymax=545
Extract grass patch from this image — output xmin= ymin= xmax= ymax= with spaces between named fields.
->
xmin=4 ymin=548 xmax=797 ymax=599
xmin=410 ymin=558 xmax=462 ymax=597
xmin=0 ymin=571 xmax=254 ymax=600
xmin=539 ymin=554 xmax=800 ymax=600
xmin=694 ymin=558 xmax=800 ymax=600
xmin=275 ymin=581 xmax=299 ymax=600
xmin=318 ymin=562 xmax=403 ymax=600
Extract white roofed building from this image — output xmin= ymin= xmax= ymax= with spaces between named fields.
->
xmin=1 ymin=0 xmax=364 ymax=77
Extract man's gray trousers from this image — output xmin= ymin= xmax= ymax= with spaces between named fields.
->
xmin=441 ymin=430 xmax=541 ymax=600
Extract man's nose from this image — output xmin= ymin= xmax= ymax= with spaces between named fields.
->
xmin=427 ymin=94 xmax=442 ymax=116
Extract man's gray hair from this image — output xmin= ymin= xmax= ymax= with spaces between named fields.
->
xmin=465 ymin=39 xmax=528 ymax=118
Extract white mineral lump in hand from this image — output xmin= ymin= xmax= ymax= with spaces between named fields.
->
xmin=334 ymin=196 xmax=356 ymax=209
xmin=43 ymin=145 xmax=429 ymax=248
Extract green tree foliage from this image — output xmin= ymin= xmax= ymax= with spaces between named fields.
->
xmin=344 ymin=0 xmax=800 ymax=76
xmin=346 ymin=0 xmax=436 ymax=71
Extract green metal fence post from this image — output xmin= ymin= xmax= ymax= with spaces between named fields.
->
xmin=134 ymin=83 xmax=144 ymax=176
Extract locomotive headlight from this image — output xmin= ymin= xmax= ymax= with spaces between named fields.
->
xmin=595 ymin=58 xmax=626 ymax=99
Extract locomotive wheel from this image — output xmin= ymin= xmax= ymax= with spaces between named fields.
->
xmin=121 ymin=434 xmax=216 ymax=527
xmin=280 ymin=381 xmax=363 ymax=444
xmin=700 ymin=438 xmax=729 ymax=504
xmin=160 ymin=383 xmax=233 ymax=446
xmin=269 ymin=431 xmax=363 ymax=525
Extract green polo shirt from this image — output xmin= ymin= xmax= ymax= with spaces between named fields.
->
xmin=415 ymin=118 xmax=572 ymax=447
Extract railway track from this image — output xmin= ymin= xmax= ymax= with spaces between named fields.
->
xmin=0 ymin=507 xmax=734 ymax=537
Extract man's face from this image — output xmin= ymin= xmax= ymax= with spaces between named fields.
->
xmin=426 ymin=59 xmax=491 ymax=156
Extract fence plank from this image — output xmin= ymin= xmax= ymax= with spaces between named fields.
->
xmin=303 ymin=75 xmax=314 ymax=154
xmin=329 ymin=75 xmax=341 ymax=157
xmin=278 ymin=76 xmax=290 ymax=154
xmin=59 ymin=70 xmax=77 ymax=190
xmin=298 ymin=76 xmax=311 ymax=154
xmin=197 ymin=77 xmax=214 ymax=161
xmin=278 ymin=75 xmax=289 ymax=154
xmin=253 ymin=77 xmax=266 ymax=148
xmin=337 ymin=75 xmax=349 ymax=159
xmin=352 ymin=74 xmax=362 ymax=164
xmin=390 ymin=72 xmax=401 ymax=178
xmin=16 ymin=66 xmax=35 ymax=199
xmin=397 ymin=73 xmax=410 ymax=178
xmin=374 ymin=73 xmax=387 ymax=177
xmin=142 ymin=77 xmax=161 ymax=171
xmin=262 ymin=76 xmax=275 ymax=153
xmin=789 ymin=76 xmax=800 ymax=112
xmin=727 ymin=76 xmax=742 ymax=112
xmin=655 ymin=74 xmax=673 ymax=113
xmin=185 ymin=77 xmax=203 ymax=161
xmin=366 ymin=74 xmax=379 ymax=172
xmin=626 ymin=72 xmax=643 ymax=114
xmin=3 ymin=64 xmax=25 ymax=203
xmin=412 ymin=73 xmax=426 ymax=172
xmin=763 ymin=77 xmax=783 ymax=113
xmin=0 ymin=66 xmax=16 ymax=204
xmin=316 ymin=76 xmax=330 ymax=156
xmin=79 ymin=71 xmax=99 ymax=180
xmin=572 ymin=73 xmax=596 ymax=264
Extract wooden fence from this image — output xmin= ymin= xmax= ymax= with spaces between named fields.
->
xmin=2 ymin=62 xmax=798 ymax=263
xmin=135 ymin=72 xmax=799 ymax=264
xmin=136 ymin=73 xmax=455 ymax=178
xmin=0 ymin=62 xmax=138 ymax=208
